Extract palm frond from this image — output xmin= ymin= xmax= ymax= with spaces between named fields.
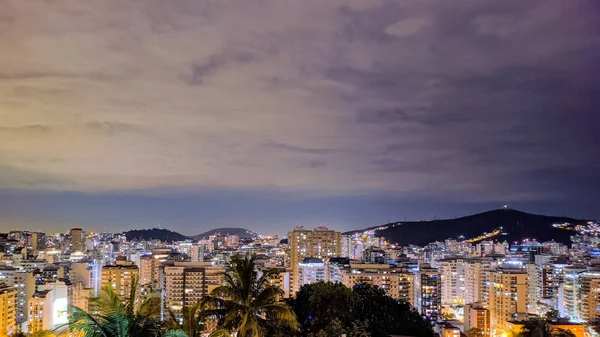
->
xmin=208 ymin=328 xmax=233 ymax=337
xmin=91 ymin=286 xmax=126 ymax=317
xmin=164 ymin=330 xmax=190 ymax=337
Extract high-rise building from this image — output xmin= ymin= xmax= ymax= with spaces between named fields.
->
xmin=465 ymin=261 xmax=483 ymax=304
xmin=0 ymin=266 xmax=36 ymax=324
xmin=464 ymin=302 xmax=491 ymax=336
xmin=297 ymin=258 xmax=327 ymax=287
xmin=414 ymin=265 xmax=441 ymax=323
xmin=101 ymin=257 xmax=139 ymax=298
xmin=191 ymin=244 xmax=204 ymax=263
xmin=562 ymin=271 xmax=600 ymax=323
xmin=162 ymin=262 xmax=222 ymax=322
xmin=31 ymin=232 xmax=46 ymax=251
xmin=70 ymin=227 xmax=84 ymax=252
xmin=439 ymin=257 xmax=466 ymax=306
xmin=139 ymin=255 xmax=159 ymax=287
xmin=488 ymin=267 xmax=528 ymax=333
xmin=340 ymin=235 xmax=353 ymax=258
xmin=0 ymin=283 xmax=16 ymax=336
xmin=288 ymin=226 xmax=341 ymax=293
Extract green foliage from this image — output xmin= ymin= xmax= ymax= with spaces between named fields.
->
xmin=516 ymin=319 xmax=576 ymax=337
xmin=552 ymin=329 xmax=576 ymax=337
xmin=165 ymin=301 xmax=205 ymax=337
xmin=293 ymin=281 xmax=354 ymax=334
xmin=544 ymin=309 xmax=560 ymax=321
xmin=292 ymin=282 xmax=434 ymax=337
xmin=466 ymin=327 xmax=485 ymax=337
xmin=60 ymin=275 xmax=164 ymax=337
xmin=203 ymin=255 xmax=297 ymax=337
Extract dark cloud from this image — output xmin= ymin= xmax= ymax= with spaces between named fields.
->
xmin=0 ymin=0 xmax=598 ymax=232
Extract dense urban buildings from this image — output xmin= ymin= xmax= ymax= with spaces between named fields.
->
xmin=1 ymin=217 xmax=600 ymax=336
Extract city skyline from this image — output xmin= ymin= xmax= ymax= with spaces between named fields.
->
xmin=1 ymin=0 xmax=599 ymax=233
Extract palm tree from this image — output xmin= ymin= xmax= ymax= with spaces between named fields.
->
xmin=203 ymin=255 xmax=297 ymax=337
xmin=165 ymin=301 xmax=205 ymax=337
xmin=64 ymin=275 xmax=163 ymax=337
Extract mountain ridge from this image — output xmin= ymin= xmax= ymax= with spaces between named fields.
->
xmin=344 ymin=208 xmax=590 ymax=245
xmin=123 ymin=228 xmax=191 ymax=242
xmin=191 ymin=227 xmax=258 ymax=240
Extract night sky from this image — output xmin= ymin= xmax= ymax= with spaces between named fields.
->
xmin=1 ymin=0 xmax=599 ymax=235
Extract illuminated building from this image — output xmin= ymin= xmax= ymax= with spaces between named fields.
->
xmin=71 ymin=282 xmax=93 ymax=312
xmin=340 ymin=234 xmax=353 ymax=258
xmin=191 ymin=244 xmax=204 ymax=262
xmin=139 ymin=255 xmax=160 ymax=287
xmin=340 ymin=263 xmax=414 ymax=304
xmin=464 ymin=302 xmax=490 ymax=336
xmin=297 ymin=258 xmax=327 ymax=287
xmin=31 ymin=232 xmax=46 ymax=251
xmin=0 ymin=283 xmax=16 ymax=336
xmin=464 ymin=261 xmax=483 ymax=304
xmin=101 ymin=257 xmax=139 ymax=298
xmin=265 ymin=267 xmax=291 ymax=298
xmin=441 ymin=323 xmax=461 ymax=337
xmin=288 ymin=226 xmax=341 ymax=293
xmin=70 ymin=227 xmax=84 ymax=252
xmin=0 ymin=267 xmax=35 ymax=324
xmin=439 ymin=257 xmax=466 ymax=305
xmin=27 ymin=281 xmax=69 ymax=333
xmin=414 ymin=265 xmax=441 ymax=323
xmin=488 ymin=267 xmax=528 ymax=333
xmin=162 ymin=261 xmax=222 ymax=322
xmin=562 ymin=270 xmax=600 ymax=323
xmin=561 ymin=266 xmax=587 ymax=320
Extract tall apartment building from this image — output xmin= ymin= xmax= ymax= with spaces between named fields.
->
xmin=101 ymin=258 xmax=139 ymax=298
xmin=31 ymin=232 xmax=46 ymax=251
xmin=191 ymin=244 xmax=204 ymax=262
xmin=439 ymin=257 xmax=466 ymax=306
xmin=70 ymin=227 xmax=84 ymax=252
xmin=139 ymin=255 xmax=160 ymax=287
xmin=488 ymin=267 xmax=528 ymax=333
xmin=340 ymin=263 xmax=414 ymax=304
xmin=0 ymin=267 xmax=36 ymax=324
xmin=297 ymin=258 xmax=327 ymax=287
xmin=288 ymin=226 xmax=341 ymax=293
xmin=340 ymin=235 xmax=353 ymax=258
xmin=562 ymin=271 xmax=600 ymax=323
xmin=0 ymin=283 xmax=16 ymax=336
xmin=414 ymin=265 xmax=441 ymax=323
xmin=465 ymin=262 xmax=483 ymax=304
xmin=162 ymin=262 xmax=222 ymax=321
xmin=464 ymin=302 xmax=491 ymax=336
xmin=560 ymin=266 xmax=587 ymax=320
xmin=526 ymin=264 xmax=539 ymax=315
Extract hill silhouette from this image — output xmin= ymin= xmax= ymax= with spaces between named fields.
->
xmin=123 ymin=228 xmax=190 ymax=242
xmin=191 ymin=227 xmax=258 ymax=240
xmin=344 ymin=208 xmax=589 ymax=246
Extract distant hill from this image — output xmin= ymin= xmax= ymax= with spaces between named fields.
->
xmin=123 ymin=228 xmax=190 ymax=242
xmin=344 ymin=208 xmax=590 ymax=246
xmin=191 ymin=227 xmax=258 ymax=240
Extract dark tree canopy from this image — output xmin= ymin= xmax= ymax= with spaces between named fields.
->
xmin=291 ymin=282 xmax=434 ymax=337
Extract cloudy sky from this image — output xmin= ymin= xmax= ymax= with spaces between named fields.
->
xmin=0 ymin=0 xmax=598 ymax=235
